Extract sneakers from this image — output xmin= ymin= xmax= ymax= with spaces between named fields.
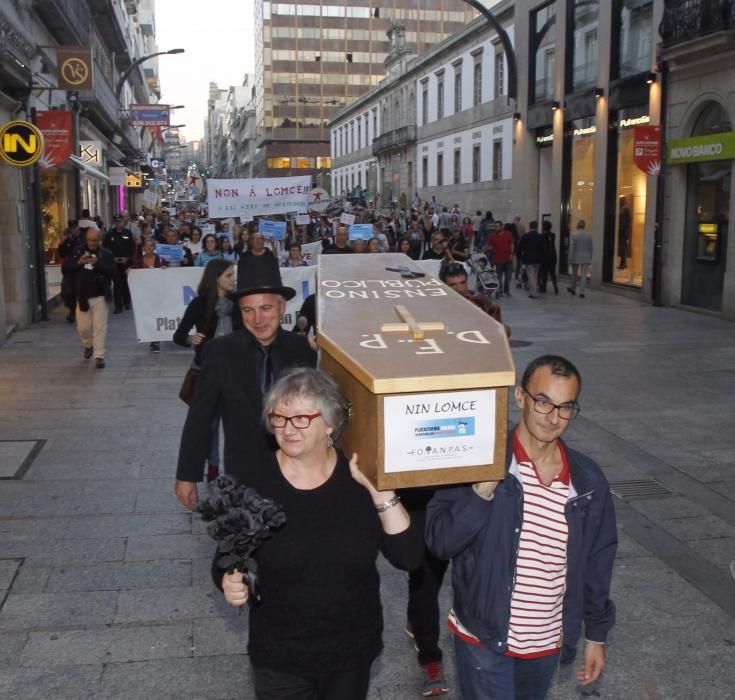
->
xmin=150 ymin=342 xmax=161 ymax=353
xmin=567 ymin=287 xmax=576 ymax=295
xmin=83 ymin=346 xmax=93 ymax=359
xmin=420 ymin=661 xmax=449 ymax=697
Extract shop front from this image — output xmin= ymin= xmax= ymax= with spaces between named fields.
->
xmin=667 ymin=102 xmax=732 ymax=313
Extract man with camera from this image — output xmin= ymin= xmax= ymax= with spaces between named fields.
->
xmin=62 ymin=228 xmax=115 ymax=369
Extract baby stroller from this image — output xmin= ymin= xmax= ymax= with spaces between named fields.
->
xmin=468 ymin=253 xmax=499 ymax=299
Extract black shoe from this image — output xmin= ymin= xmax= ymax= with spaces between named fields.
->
xmin=66 ymin=312 xmax=75 ymax=323
xmin=580 ymin=293 xmax=585 ymax=298
xmin=567 ymin=287 xmax=576 ymax=295
xmin=95 ymin=358 xmax=105 ymax=369
xmin=83 ymin=347 xmax=93 ymax=359
xmin=529 ymin=294 xmax=538 ymax=299
xmin=150 ymin=342 xmax=161 ymax=353
xmin=124 ymin=305 xmax=131 ymax=311
xmin=554 ymin=287 xmax=559 ymax=295
xmin=113 ymin=308 xmax=122 ymax=315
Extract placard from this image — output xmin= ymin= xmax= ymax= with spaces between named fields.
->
xmin=155 ymin=244 xmax=184 ymax=263
xmin=340 ymin=212 xmax=356 ymax=225
xmin=259 ymin=220 xmax=287 ymax=240
xmin=383 ymin=389 xmax=496 ymax=473
xmin=348 ymin=223 xmax=374 ymax=241
xmin=207 ymin=176 xmax=311 ymax=217
xmin=296 ymin=214 xmax=311 ymax=226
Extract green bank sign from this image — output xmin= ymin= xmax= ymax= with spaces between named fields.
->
xmin=667 ymin=131 xmax=735 ymax=164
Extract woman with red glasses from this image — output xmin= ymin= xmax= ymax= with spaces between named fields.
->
xmin=216 ymin=367 xmax=421 ymax=699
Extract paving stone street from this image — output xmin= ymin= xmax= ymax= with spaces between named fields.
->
xmin=1 ymin=287 xmax=734 ymax=699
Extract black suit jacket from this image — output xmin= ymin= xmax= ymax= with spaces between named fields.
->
xmin=176 ymin=327 xmax=317 ymax=483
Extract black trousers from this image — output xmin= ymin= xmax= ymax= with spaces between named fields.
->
xmin=406 ymin=507 xmax=450 ymax=666
xmin=538 ymin=262 xmax=558 ymax=293
xmin=252 ymin=660 xmax=371 ymax=700
xmin=112 ymin=263 xmax=131 ymax=310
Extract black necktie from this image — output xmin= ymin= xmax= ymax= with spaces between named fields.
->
xmin=260 ymin=345 xmax=273 ymax=394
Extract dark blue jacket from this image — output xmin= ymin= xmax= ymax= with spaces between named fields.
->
xmin=426 ymin=431 xmax=617 ymax=661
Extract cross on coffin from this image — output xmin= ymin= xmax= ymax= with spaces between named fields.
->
xmin=380 ymin=304 xmax=445 ymax=340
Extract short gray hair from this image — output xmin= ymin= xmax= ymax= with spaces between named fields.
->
xmin=262 ymin=367 xmax=347 ymax=439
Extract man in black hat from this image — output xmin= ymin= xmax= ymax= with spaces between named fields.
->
xmin=174 ymin=256 xmax=317 ymax=509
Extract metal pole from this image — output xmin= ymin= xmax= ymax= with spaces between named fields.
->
xmin=29 ymin=107 xmax=49 ymax=322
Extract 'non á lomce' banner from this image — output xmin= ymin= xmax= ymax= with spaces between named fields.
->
xmin=206 ymin=176 xmax=311 ymax=218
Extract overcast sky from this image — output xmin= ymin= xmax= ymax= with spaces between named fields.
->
xmin=154 ymin=0 xmax=256 ymax=142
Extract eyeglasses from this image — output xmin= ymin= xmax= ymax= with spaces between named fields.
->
xmin=268 ymin=412 xmax=322 ymax=429
xmin=521 ymin=388 xmax=580 ymax=420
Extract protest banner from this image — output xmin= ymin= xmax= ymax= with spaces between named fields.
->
xmin=301 ymin=240 xmax=323 ymax=266
xmin=129 ymin=266 xmax=317 ymax=342
xmin=207 ymin=176 xmax=311 ymax=218
xmin=259 ymin=220 xmax=287 ymax=240
xmin=340 ymin=212 xmax=356 ymax=225
xmin=296 ymin=214 xmax=311 ymax=225
xmin=349 ymin=223 xmax=373 ymax=240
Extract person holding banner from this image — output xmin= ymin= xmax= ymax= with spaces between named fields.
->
xmin=196 ymin=234 xmax=223 ymax=267
xmin=174 ymin=259 xmax=237 ymax=482
xmin=282 ymin=241 xmax=308 ymax=268
xmin=132 ymin=238 xmax=167 ymax=353
xmin=175 ymin=256 xmax=316 ymax=509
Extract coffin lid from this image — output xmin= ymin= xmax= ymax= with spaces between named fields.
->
xmin=317 ymin=253 xmax=515 ymax=394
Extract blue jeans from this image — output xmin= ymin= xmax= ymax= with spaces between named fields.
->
xmin=496 ymin=262 xmax=513 ymax=295
xmin=454 ymin=636 xmax=559 ymax=700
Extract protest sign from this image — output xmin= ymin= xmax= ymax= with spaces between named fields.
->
xmin=301 ymin=240 xmax=323 ymax=266
xmin=340 ymin=212 xmax=356 ymax=225
xmin=348 ymin=224 xmax=374 ymax=241
xmin=207 ymin=176 xmax=311 ymax=218
xmin=155 ymin=244 xmax=184 ymax=264
xmin=259 ymin=220 xmax=287 ymax=240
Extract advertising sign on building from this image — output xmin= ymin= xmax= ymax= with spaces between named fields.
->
xmin=666 ymin=131 xmax=735 ymax=165
xmin=126 ymin=171 xmax=143 ymax=188
xmin=78 ymin=141 xmax=102 ymax=166
xmin=128 ymin=104 xmax=171 ymax=127
xmin=56 ymin=46 xmax=94 ymax=91
xmin=206 ymin=176 xmax=311 ymax=218
xmin=36 ymin=111 xmax=73 ymax=168
xmin=633 ymin=125 xmax=662 ymax=175
xmin=0 ymin=121 xmax=44 ymax=167
xmin=109 ymin=167 xmax=126 ymax=186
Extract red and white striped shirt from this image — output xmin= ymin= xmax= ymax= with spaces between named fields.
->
xmin=506 ymin=433 xmax=570 ymax=658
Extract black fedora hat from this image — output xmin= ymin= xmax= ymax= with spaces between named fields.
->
xmin=230 ymin=255 xmax=296 ymax=301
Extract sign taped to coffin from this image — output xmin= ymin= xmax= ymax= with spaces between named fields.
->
xmin=317 ymin=253 xmax=515 ymax=489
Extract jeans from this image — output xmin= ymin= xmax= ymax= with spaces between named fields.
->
xmin=571 ymin=263 xmax=591 ymax=294
xmin=496 ymin=262 xmax=513 ymax=295
xmin=454 ymin=636 xmax=560 ymax=700
xmin=407 ymin=507 xmax=450 ymax=665
xmin=252 ymin=659 xmax=371 ymax=700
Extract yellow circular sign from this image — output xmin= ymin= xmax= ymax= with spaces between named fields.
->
xmin=61 ymin=57 xmax=89 ymax=86
xmin=0 ymin=120 xmax=44 ymax=167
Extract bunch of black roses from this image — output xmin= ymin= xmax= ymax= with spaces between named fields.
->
xmin=197 ymin=474 xmax=286 ymax=606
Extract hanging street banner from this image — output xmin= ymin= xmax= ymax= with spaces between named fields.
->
xmin=56 ymin=46 xmax=93 ymax=90
xmin=36 ymin=111 xmax=73 ymax=168
xmin=633 ymin=125 xmax=662 ymax=176
xmin=128 ymin=104 xmax=171 ymax=127
xmin=207 ymin=176 xmax=311 ymax=218
xmin=0 ymin=120 xmax=44 ymax=167
xmin=128 ymin=266 xmax=317 ymax=342
xmin=666 ymin=131 xmax=735 ymax=165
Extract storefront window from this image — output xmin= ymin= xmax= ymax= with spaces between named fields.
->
xmin=610 ymin=108 xmax=649 ymax=287
xmin=616 ymin=0 xmax=653 ymax=78
xmin=569 ymin=0 xmax=598 ymax=92
xmin=531 ymin=2 xmax=556 ymax=103
xmin=562 ymin=117 xmax=596 ymax=270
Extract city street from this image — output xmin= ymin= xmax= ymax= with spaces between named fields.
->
xmin=1 ymin=286 xmax=734 ymax=699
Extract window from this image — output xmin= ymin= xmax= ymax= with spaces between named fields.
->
xmin=357 ymin=118 xmax=361 ymax=148
xmin=422 ymin=156 xmax=428 ymax=187
xmin=317 ymin=156 xmax=332 ymax=168
xmin=453 ymin=149 xmax=461 ymax=184
xmin=267 ymin=157 xmax=291 ymax=169
xmin=372 ymin=108 xmax=378 ymax=137
xmin=421 ymin=80 xmax=429 ymax=124
xmin=473 ymin=59 xmax=482 ymax=106
xmin=492 ymin=140 xmax=503 ymax=180
xmin=472 ymin=145 xmax=481 ymax=182
xmin=437 ymin=153 xmax=444 ymax=186
xmin=407 ymin=161 xmax=413 ymax=192
xmin=494 ymin=50 xmax=504 ymax=98
xmin=531 ymin=2 xmax=556 ymax=103
xmin=570 ymin=0 xmax=599 ymax=91
xmin=437 ymin=74 xmax=444 ymax=119
xmin=454 ymin=64 xmax=462 ymax=113
xmin=616 ymin=0 xmax=652 ymax=78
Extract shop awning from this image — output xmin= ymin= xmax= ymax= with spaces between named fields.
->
xmin=69 ymin=155 xmax=110 ymax=182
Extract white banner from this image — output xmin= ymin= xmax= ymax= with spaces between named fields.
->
xmin=128 ymin=266 xmax=317 ymax=342
xmin=207 ymin=176 xmax=312 ymax=218
xmin=301 ymin=240 xmax=323 ymax=266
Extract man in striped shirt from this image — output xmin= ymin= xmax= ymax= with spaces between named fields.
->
xmin=427 ymin=355 xmax=617 ymax=699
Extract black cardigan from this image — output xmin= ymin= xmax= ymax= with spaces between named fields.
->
xmin=212 ymin=452 xmax=422 ymax=674
xmin=173 ymin=296 xmax=241 ymax=365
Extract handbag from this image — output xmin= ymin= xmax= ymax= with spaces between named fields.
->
xmin=179 ymin=367 xmax=201 ymax=404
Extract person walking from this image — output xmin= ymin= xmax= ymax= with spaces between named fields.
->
xmin=174 ymin=256 xmax=317 ymax=509
xmin=426 ymin=355 xmax=617 ymax=700
xmin=62 ymin=228 xmax=114 ymax=369
xmin=567 ymin=220 xmax=594 ymax=298
xmin=58 ymin=219 xmax=82 ymax=322
xmin=538 ymin=220 xmax=559 ymax=294
xmin=488 ymin=223 xmax=515 ymax=298
xmin=133 ymin=238 xmax=167 ymax=353
xmin=517 ymin=221 xmax=545 ymax=299
xmin=104 ymin=213 xmax=135 ymax=314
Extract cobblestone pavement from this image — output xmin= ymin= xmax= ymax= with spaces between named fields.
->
xmin=0 ymin=286 xmax=734 ymax=699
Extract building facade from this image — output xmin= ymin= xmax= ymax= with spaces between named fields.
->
xmin=253 ymin=0 xmax=476 ymax=181
xmin=658 ymin=0 xmax=735 ymax=319
xmin=331 ymin=2 xmax=516 ymax=218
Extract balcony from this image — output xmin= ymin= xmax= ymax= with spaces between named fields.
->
xmin=372 ymin=125 xmax=417 ymax=156
xmin=88 ymin=0 xmax=129 ymax=53
xmin=660 ymin=0 xmax=735 ymax=48
xmin=34 ymin=0 xmax=91 ymax=44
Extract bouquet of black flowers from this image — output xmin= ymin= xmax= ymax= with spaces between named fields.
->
xmin=197 ymin=474 xmax=286 ymax=606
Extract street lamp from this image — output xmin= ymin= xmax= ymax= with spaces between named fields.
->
xmin=115 ymin=48 xmax=185 ymax=100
